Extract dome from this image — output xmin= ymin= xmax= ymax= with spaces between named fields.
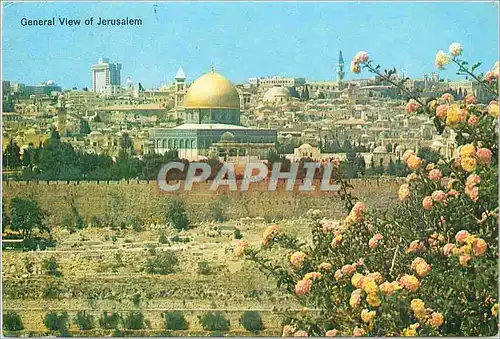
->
xmin=184 ymin=70 xmax=240 ymax=109
xmin=373 ymin=146 xmax=386 ymax=153
xmin=220 ymin=131 xmax=235 ymax=142
xmin=263 ymin=86 xmax=290 ymax=102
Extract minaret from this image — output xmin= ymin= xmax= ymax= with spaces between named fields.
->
xmin=336 ymin=50 xmax=345 ymax=83
xmin=174 ymin=66 xmax=187 ymax=121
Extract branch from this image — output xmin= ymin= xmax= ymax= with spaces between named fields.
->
xmin=451 ymin=58 xmax=498 ymax=97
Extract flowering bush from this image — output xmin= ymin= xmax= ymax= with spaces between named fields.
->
xmin=241 ymin=46 xmax=498 ymax=336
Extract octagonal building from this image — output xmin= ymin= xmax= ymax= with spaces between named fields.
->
xmin=148 ymin=68 xmax=277 ymax=160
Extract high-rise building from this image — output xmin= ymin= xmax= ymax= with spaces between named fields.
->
xmin=91 ymin=58 xmax=122 ymax=93
xmin=336 ymin=50 xmax=345 ymax=82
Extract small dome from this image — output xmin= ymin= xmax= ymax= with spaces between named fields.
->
xmin=373 ymin=146 xmax=386 ymax=153
xmin=89 ymin=131 xmax=103 ymax=136
xmin=263 ymin=86 xmax=290 ymax=102
xmin=298 ymin=143 xmax=313 ymax=149
xmin=220 ymin=131 xmax=235 ymax=142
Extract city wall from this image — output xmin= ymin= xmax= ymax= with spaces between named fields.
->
xmin=2 ymin=178 xmax=403 ymax=225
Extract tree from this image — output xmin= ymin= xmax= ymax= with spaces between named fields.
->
xmin=3 ymin=139 xmax=21 ymax=168
xmin=387 ymin=157 xmax=396 ymax=176
xmin=2 ymin=202 xmax=10 ymax=233
xmin=165 ymin=199 xmax=189 ymax=230
xmin=10 ymin=197 xmax=48 ymax=239
xmin=123 ymin=311 xmax=146 ymax=330
xmin=385 ymin=143 xmax=393 ymax=153
xmin=200 ymin=312 xmax=230 ymax=331
xmin=119 ymin=132 xmax=133 ymax=153
xmin=99 ymin=312 xmax=121 ymax=329
xmin=73 ymin=311 xmax=95 ymax=330
xmin=417 ymin=146 xmax=441 ymax=165
xmin=43 ymin=311 xmax=69 ymax=334
xmin=3 ymin=311 xmax=24 ymax=331
xmin=197 ymin=260 xmax=213 ymax=275
xmin=43 ymin=257 xmax=62 ymax=277
xmin=164 ymin=311 xmax=189 ymax=331
xmin=145 ymin=251 xmax=179 ymax=274
xmin=240 ymin=311 xmax=264 ymax=333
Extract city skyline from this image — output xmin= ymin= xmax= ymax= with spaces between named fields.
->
xmin=2 ymin=2 xmax=499 ymax=89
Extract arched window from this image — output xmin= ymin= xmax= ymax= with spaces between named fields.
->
xmin=180 ymin=139 xmax=185 ymax=148
xmin=168 ymin=139 xmax=173 ymax=149
xmin=174 ymin=139 xmax=178 ymax=149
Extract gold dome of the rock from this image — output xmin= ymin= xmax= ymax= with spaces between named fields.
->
xmin=184 ymin=70 xmax=240 ymax=109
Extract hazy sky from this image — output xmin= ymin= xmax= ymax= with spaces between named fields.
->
xmin=2 ymin=1 xmax=499 ymax=89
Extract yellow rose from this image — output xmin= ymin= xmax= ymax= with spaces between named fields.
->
xmin=459 ymin=144 xmax=476 ymax=158
xmin=428 ymin=312 xmax=444 ymax=328
xmin=488 ymin=101 xmax=498 ymax=118
xmin=407 ymin=155 xmax=423 ymax=171
xmin=461 ymin=157 xmax=477 ymax=172
xmin=435 ymin=50 xmax=450 ymax=69
xmin=401 ymin=323 xmax=420 ymax=337
xmin=366 ymin=293 xmax=381 ymax=307
xmin=492 ymin=303 xmax=498 ymax=317
xmin=410 ymin=299 xmax=425 ymax=314
xmin=363 ymin=279 xmax=378 ymax=295
xmin=360 ymin=309 xmax=376 ymax=323
xmin=351 ymin=273 xmax=364 ymax=289
xmin=446 ymin=104 xmax=466 ymax=127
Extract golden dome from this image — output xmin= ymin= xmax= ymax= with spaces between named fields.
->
xmin=184 ymin=70 xmax=240 ymax=109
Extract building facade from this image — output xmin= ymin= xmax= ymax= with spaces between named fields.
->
xmin=149 ymin=68 xmax=277 ymax=160
xmin=91 ymin=58 xmax=122 ymax=93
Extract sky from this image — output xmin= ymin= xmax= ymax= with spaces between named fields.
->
xmin=2 ymin=1 xmax=499 ymax=89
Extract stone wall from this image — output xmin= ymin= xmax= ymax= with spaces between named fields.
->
xmin=2 ymin=178 xmax=403 ymax=226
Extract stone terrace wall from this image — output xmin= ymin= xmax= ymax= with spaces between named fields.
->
xmin=2 ymin=178 xmax=404 ymax=225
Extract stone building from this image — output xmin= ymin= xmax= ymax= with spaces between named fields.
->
xmin=148 ymin=68 xmax=277 ymax=160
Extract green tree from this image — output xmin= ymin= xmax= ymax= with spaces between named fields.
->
xmin=10 ymin=197 xmax=48 ymax=239
xmin=145 ymin=251 xmax=179 ymax=274
xmin=165 ymin=199 xmax=189 ymax=230
xmin=123 ymin=311 xmax=146 ymax=330
xmin=99 ymin=312 xmax=121 ymax=330
xmin=43 ymin=311 xmax=69 ymax=335
xmin=43 ymin=257 xmax=62 ymax=277
xmin=73 ymin=311 xmax=95 ymax=330
xmin=200 ymin=312 xmax=230 ymax=331
xmin=3 ymin=311 xmax=24 ymax=331
xmin=3 ymin=139 xmax=21 ymax=168
xmin=164 ymin=311 xmax=189 ymax=331
xmin=2 ymin=202 xmax=10 ymax=233
xmin=417 ymin=146 xmax=441 ymax=165
xmin=240 ymin=311 xmax=264 ymax=333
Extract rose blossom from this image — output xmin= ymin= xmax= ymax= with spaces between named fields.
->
xmin=295 ymin=279 xmax=312 ymax=295
xmin=402 ymin=150 xmax=416 ymax=162
xmin=442 ymin=243 xmax=456 ymax=256
xmin=325 ymin=329 xmax=338 ymax=337
xmin=428 ymin=169 xmax=442 ymax=182
xmin=465 ymin=186 xmax=479 ymax=202
xmin=407 ymin=240 xmax=424 ymax=253
xmin=352 ymin=327 xmax=366 ymax=337
xmin=467 ymin=114 xmax=478 ymax=126
xmin=431 ymin=190 xmax=447 ymax=202
xmin=422 ymin=196 xmax=433 ymax=210
xmin=455 ymin=230 xmax=471 ymax=244
xmin=435 ymin=50 xmax=450 ymax=69
xmin=449 ymin=42 xmax=463 ymax=57
xmin=476 ymin=148 xmax=492 ymax=165
xmin=334 ymin=269 xmax=343 ymax=281
xmin=234 ymin=240 xmax=249 ymax=257
xmin=351 ymin=61 xmax=361 ymax=74
xmin=459 ymin=254 xmax=472 ymax=267
xmin=294 ymin=330 xmax=309 ymax=337
xmin=399 ymin=274 xmax=420 ymax=292
xmin=472 ymin=238 xmax=487 ymax=256
xmin=435 ymin=104 xmax=448 ymax=120
xmin=429 ymin=312 xmax=445 ymax=328
xmin=318 ymin=262 xmax=332 ymax=271
xmin=341 ymin=264 xmax=356 ymax=275
xmin=290 ymin=251 xmax=307 ymax=268
xmin=465 ymin=95 xmax=476 ymax=104
xmin=398 ymin=183 xmax=411 ymax=202
xmin=353 ymin=51 xmax=369 ymax=64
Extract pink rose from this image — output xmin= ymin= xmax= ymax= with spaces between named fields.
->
xmin=325 ymin=329 xmax=338 ymax=337
xmin=428 ymin=169 xmax=442 ymax=182
xmin=459 ymin=254 xmax=472 ymax=267
xmin=465 ymin=186 xmax=479 ymax=202
xmin=447 ymin=189 xmax=460 ymax=198
xmin=472 ymin=238 xmax=487 ymax=256
xmin=407 ymin=240 xmax=424 ymax=253
xmin=435 ymin=104 xmax=448 ymax=119
xmin=485 ymin=71 xmax=495 ymax=83
xmin=341 ymin=264 xmax=356 ymax=275
xmin=431 ymin=190 xmax=447 ymax=202
xmin=295 ymin=279 xmax=312 ymax=295
xmin=442 ymin=243 xmax=456 ymax=256
xmin=405 ymin=102 xmax=421 ymax=114
xmin=465 ymin=95 xmax=476 ymax=104
xmin=353 ymin=51 xmax=369 ymax=64
xmin=403 ymin=150 xmax=416 ymax=163
xmin=334 ymin=269 xmax=343 ymax=281
xmin=294 ymin=330 xmax=309 ymax=337
xmin=476 ymin=148 xmax=492 ymax=165
xmin=455 ymin=230 xmax=471 ymax=244
xmin=422 ymin=196 xmax=433 ymax=210
xmin=441 ymin=93 xmax=453 ymax=102
xmin=467 ymin=114 xmax=478 ymax=126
